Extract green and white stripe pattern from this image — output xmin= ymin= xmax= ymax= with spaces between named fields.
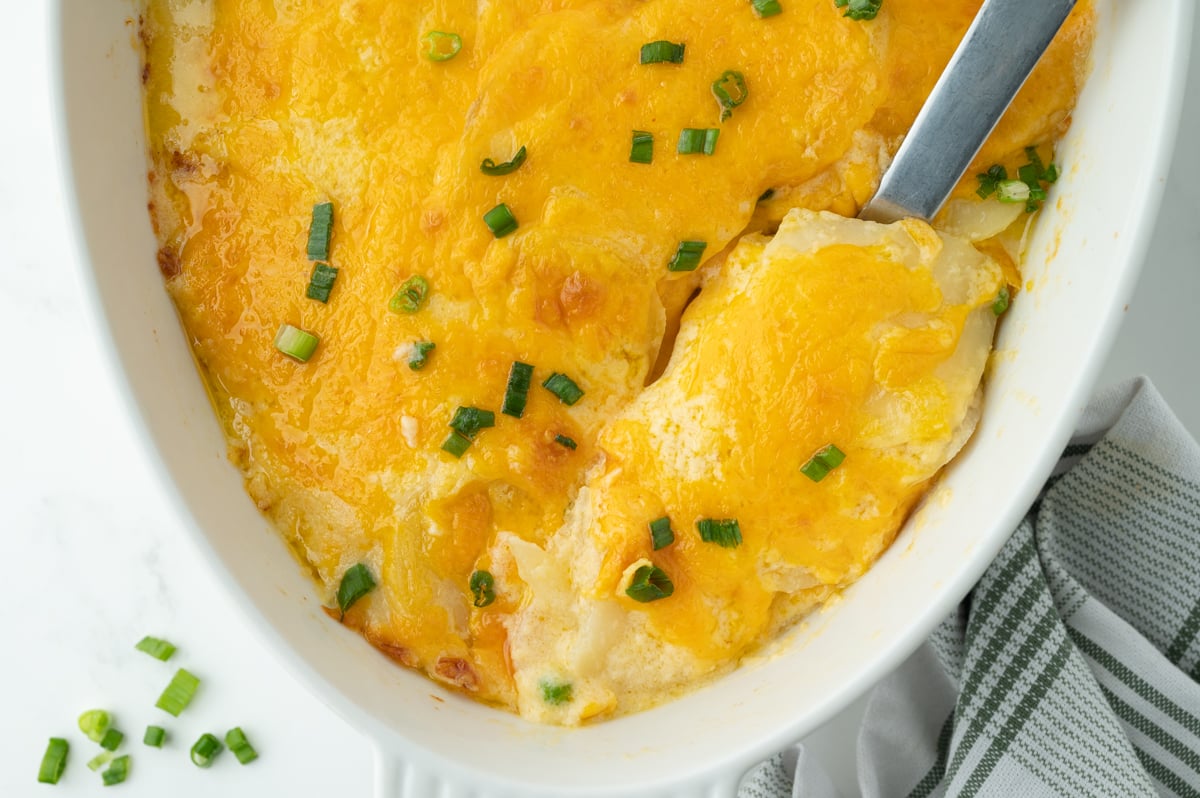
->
xmin=742 ymin=379 xmax=1200 ymax=797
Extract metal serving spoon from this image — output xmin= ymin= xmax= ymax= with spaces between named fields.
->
xmin=859 ymin=0 xmax=1079 ymax=225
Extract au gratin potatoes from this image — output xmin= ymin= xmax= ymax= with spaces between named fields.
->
xmin=140 ymin=0 xmax=1093 ymax=723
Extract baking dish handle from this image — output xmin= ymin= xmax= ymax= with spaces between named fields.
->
xmin=373 ymin=747 xmax=748 ymax=798
xmin=373 ymin=752 xmax=462 ymax=798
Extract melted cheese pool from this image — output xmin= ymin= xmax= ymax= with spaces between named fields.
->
xmin=140 ymin=0 xmax=1093 ymax=723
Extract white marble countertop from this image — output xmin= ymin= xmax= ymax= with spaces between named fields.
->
xmin=3 ymin=4 xmax=1196 ymax=796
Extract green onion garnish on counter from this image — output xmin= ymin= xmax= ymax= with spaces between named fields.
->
xmin=306 ymin=263 xmax=339 ymax=303
xmin=630 ymin=131 xmax=654 ymax=164
xmin=712 ymin=70 xmax=748 ymax=121
xmin=626 ymin=564 xmax=675 ymax=602
xmin=423 ymin=31 xmax=462 ymax=61
xmin=336 ymin=563 xmax=377 ymax=616
xmin=698 ymin=518 xmax=742 ymax=548
xmin=143 ymin=726 xmax=166 ymax=748
xmin=800 ymin=444 xmax=846 ymax=482
xmin=481 ymin=146 xmax=527 ymax=176
xmin=87 ymin=751 xmax=113 ymax=772
xmin=542 ymin=373 xmax=584 ymax=406
xmin=135 ymin=636 xmax=177 ymax=662
xmin=470 ymin=570 xmax=496 ymax=608
xmin=668 ymin=240 xmax=707 ymax=272
xmin=99 ymin=728 xmax=124 ymax=752
xmin=677 ymin=127 xmax=720 ymax=156
xmin=37 ymin=738 xmax=69 ymax=784
xmin=639 ymin=40 xmax=685 ymax=64
xmin=834 ymin=0 xmax=882 ymax=21
xmin=101 ymin=755 xmax=130 ymax=786
xmin=306 ymin=202 xmax=333 ymax=262
xmin=189 ymin=733 xmax=223 ymax=768
xmin=483 ymin=203 xmax=519 ymax=238
xmin=752 ymin=0 xmax=783 ymax=16
xmin=649 ymin=516 xmax=675 ymax=550
xmin=553 ymin=434 xmax=577 ymax=450
xmin=408 ymin=341 xmax=435 ymax=371
xmin=155 ymin=668 xmax=200 ymax=717
xmin=502 ymin=361 xmax=535 ymax=417
xmin=225 ymin=727 xmax=259 ymax=765
xmin=78 ymin=709 xmax=112 ymax=743
xmin=274 ymin=324 xmax=320 ymax=363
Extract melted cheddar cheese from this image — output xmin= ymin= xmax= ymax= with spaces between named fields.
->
xmin=140 ymin=0 xmax=1093 ymax=722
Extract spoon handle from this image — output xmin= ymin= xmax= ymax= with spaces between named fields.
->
xmin=859 ymin=0 xmax=1078 ymax=224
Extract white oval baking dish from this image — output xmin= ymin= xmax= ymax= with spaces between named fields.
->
xmin=54 ymin=1 xmax=1193 ymax=795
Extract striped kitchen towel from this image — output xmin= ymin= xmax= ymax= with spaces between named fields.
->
xmin=742 ymin=378 xmax=1200 ymax=797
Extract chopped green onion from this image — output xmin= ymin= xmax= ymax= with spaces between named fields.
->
xmin=306 ymin=263 xmax=339 ymax=303
xmin=649 ymin=516 xmax=675 ymax=550
xmin=996 ymin=179 xmax=1031 ymax=204
xmin=99 ymin=728 xmax=124 ymax=752
xmin=630 ymin=131 xmax=654 ymax=164
xmin=800 ymin=444 xmax=846 ymax=482
xmin=37 ymin=738 xmax=68 ymax=785
xmin=502 ymin=361 xmax=535 ymax=418
xmin=542 ymin=372 xmax=584 ymax=406
xmin=980 ymin=150 xmax=1058 ymax=212
xmin=423 ymin=31 xmax=462 ymax=61
xmin=711 ymin=70 xmax=748 ymax=122
xmin=336 ymin=563 xmax=377 ymax=616
xmin=78 ymin=709 xmax=112 ymax=743
xmin=975 ymin=165 xmax=1007 ymax=199
xmin=752 ymin=0 xmax=783 ymax=16
xmin=758 ymin=188 xmax=776 ymax=202
xmin=993 ymin=286 xmax=1011 ymax=316
xmin=441 ymin=431 xmax=473 ymax=458
xmin=306 ymin=202 xmax=333 ymax=262
xmin=1024 ymin=145 xmax=1046 ymax=175
xmin=481 ymin=146 xmax=527 ymax=176
xmin=678 ymin=129 xmax=704 ymax=155
xmin=834 ymin=0 xmax=882 ymax=21
xmin=224 ymin=727 xmax=258 ymax=765
xmin=553 ymin=434 xmax=577 ymax=450
xmin=449 ymin=406 xmax=496 ymax=438
xmin=626 ymin=564 xmax=674 ymax=602
xmin=190 ymin=733 xmax=222 ymax=768
xmin=1018 ymin=147 xmax=1057 ymax=212
xmin=539 ymin=678 xmax=573 ymax=705
xmin=668 ymin=240 xmax=708 ymax=272
xmin=1018 ymin=162 xmax=1042 ymax=191
xmin=677 ymin=127 xmax=720 ymax=156
xmin=274 ymin=324 xmax=320 ymax=363
xmin=469 ymin=570 xmax=496 ymax=608
xmin=135 ymin=636 xmax=177 ymax=661
xmin=143 ymin=726 xmax=166 ymax=748
xmin=483 ymin=203 xmax=519 ymax=238
xmin=408 ymin=341 xmax=435 ymax=371
xmin=87 ymin=751 xmax=113 ymax=772
xmin=389 ymin=275 xmax=430 ymax=314
xmin=101 ymin=755 xmax=130 ymax=787
xmin=639 ymin=40 xmax=685 ymax=64
xmin=155 ymin=668 xmax=200 ymax=717
xmin=697 ymin=518 xmax=742 ymax=548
